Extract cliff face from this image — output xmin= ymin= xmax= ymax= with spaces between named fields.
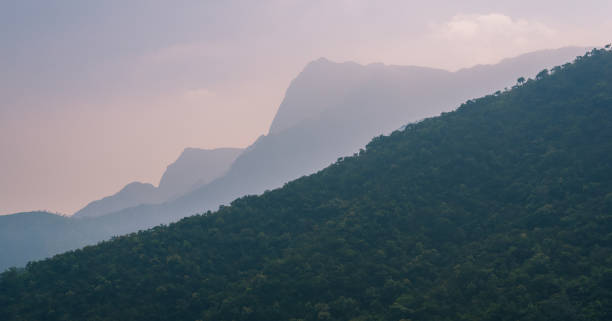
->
xmin=157 ymin=147 xmax=244 ymax=201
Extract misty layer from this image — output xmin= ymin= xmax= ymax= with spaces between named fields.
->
xmin=73 ymin=148 xmax=243 ymax=218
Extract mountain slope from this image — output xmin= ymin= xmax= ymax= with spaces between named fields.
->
xmin=0 ymin=212 xmax=70 ymax=267
xmin=73 ymin=147 xmax=242 ymax=218
xmin=156 ymin=147 xmax=243 ymax=201
xmin=2 ymin=48 xmax=611 ymax=321
xmin=0 ymin=211 xmax=128 ymax=271
xmin=109 ymin=46 xmax=587 ymax=224
xmin=269 ymin=46 xmax=586 ymax=134
xmin=72 ymin=182 xmax=158 ymax=219
xmin=0 ymin=47 xmax=587 ymax=271
xmin=0 ymin=212 xmax=106 ymax=271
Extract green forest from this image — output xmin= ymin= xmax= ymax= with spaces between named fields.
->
xmin=2 ymin=47 xmax=612 ymax=320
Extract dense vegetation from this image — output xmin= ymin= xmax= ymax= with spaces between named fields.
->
xmin=2 ymin=48 xmax=612 ymax=320
xmin=0 ymin=48 xmax=585 ymax=272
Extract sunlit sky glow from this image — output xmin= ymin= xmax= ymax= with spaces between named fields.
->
xmin=1 ymin=0 xmax=610 ymax=214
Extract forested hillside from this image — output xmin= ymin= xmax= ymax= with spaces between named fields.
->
xmin=0 ymin=48 xmax=584 ymax=271
xmin=1 ymin=47 xmax=612 ymax=321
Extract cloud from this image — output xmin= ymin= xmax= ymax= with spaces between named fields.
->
xmin=434 ymin=13 xmax=556 ymax=42
xmin=427 ymin=13 xmax=560 ymax=68
xmin=182 ymin=88 xmax=216 ymax=102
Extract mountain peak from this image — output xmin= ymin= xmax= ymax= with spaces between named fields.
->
xmin=73 ymin=148 xmax=243 ymax=218
xmin=119 ymin=182 xmax=156 ymax=193
xmin=268 ymin=47 xmax=585 ymax=136
xmin=268 ymin=58 xmax=368 ymax=134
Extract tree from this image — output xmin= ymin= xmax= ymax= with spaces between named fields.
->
xmin=536 ymin=69 xmax=549 ymax=80
xmin=517 ymin=77 xmax=526 ymax=85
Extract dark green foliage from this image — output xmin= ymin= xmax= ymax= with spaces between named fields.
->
xmin=2 ymin=48 xmax=612 ymax=320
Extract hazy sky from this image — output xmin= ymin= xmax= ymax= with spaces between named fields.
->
xmin=1 ymin=1 xmax=610 ymax=215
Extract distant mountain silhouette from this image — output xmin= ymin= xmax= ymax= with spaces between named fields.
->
xmin=72 ymin=182 xmax=158 ymax=219
xmin=161 ymin=46 xmax=589 ymax=219
xmin=157 ymin=148 xmax=244 ymax=201
xmin=73 ymin=148 xmax=242 ymax=218
xmin=0 ymin=47 xmax=588 ymax=271
xmin=0 ymin=212 xmax=78 ymax=270
xmin=269 ymin=47 xmax=588 ymax=135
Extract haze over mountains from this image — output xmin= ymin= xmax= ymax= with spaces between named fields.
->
xmin=4 ymin=1 xmax=610 ymax=217
xmin=74 ymin=148 xmax=243 ymax=218
xmin=0 ymin=47 xmax=587 ymax=271
xmin=112 ymin=46 xmax=586 ymax=221
xmin=2 ymin=47 xmax=611 ymax=320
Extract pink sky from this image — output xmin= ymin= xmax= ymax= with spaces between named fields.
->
xmin=1 ymin=1 xmax=610 ymax=214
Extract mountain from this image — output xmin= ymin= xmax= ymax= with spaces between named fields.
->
xmin=0 ymin=211 xmax=129 ymax=271
xmin=2 ymin=47 xmax=611 ymax=321
xmin=0 ymin=148 xmax=241 ymax=270
xmin=0 ymin=212 xmax=84 ymax=270
xmin=73 ymin=147 xmax=243 ymax=218
xmin=113 ymin=46 xmax=587 ymax=222
xmin=0 ymin=47 xmax=587 ymax=271
xmin=157 ymin=148 xmax=244 ymax=201
xmin=269 ymin=47 xmax=587 ymax=135
xmin=72 ymin=182 xmax=159 ymax=219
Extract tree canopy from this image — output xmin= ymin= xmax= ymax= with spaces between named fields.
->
xmin=1 ymin=48 xmax=612 ymax=320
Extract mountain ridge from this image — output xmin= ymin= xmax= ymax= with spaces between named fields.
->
xmin=73 ymin=147 xmax=243 ymax=218
xmin=269 ymin=46 xmax=587 ymax=135
xmin=1 ymin=47 xmax=611 ymax=320
xmin=0 ymin=47 xmax=588 ymax=271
